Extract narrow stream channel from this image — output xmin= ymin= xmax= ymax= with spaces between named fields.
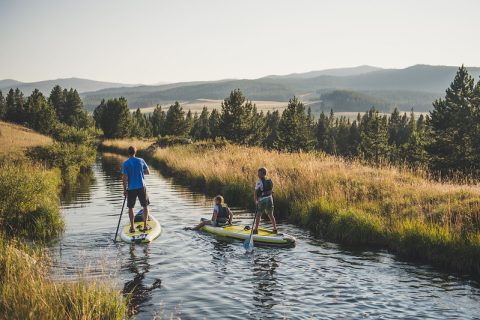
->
xmin=50 ymin=154 xmax=480 ymax=319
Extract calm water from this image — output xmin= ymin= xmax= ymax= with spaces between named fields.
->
xmin=50 ymin=154 xmax=480 ymax=319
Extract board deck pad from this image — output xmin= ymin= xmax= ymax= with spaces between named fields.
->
xmin=201 ymin=220 xmax=296 ymax=247
xmin=120 ymin=214 xmax=162 ymax=243
xmin=122 ymin=220 xmax=156 ymax=237
xmin=222 ymin=225 xmax=277 ymax=236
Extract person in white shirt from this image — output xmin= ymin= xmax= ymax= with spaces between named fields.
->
xmin=253 ymin=167 xmax=277 ymax=234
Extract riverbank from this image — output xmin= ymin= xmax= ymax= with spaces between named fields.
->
xmin=0 ymin=121 xmax=127 ymax=319
xmin=102 ymin=139 xmax=480 ymax=276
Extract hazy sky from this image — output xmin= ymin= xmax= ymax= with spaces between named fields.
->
xmin=0 ymin=0 xmax=478 ymax=84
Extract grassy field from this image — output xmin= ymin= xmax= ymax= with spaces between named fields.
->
xmin=0 ymin=122 xmax=127 ymax=320
xmin=0 ymin=121 xmax=52 ymax=160
xmin=138 ymin=98 xmax=289 ymax=114
xmin=102 ymin=139 xmax=480 ymax=276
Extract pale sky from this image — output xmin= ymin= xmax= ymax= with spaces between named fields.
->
xmin=0 ymin=0 xmax=478 ymax=84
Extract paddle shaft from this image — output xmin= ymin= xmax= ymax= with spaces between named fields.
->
xmin=114 ymin=195 xmax=127 ymax=243
xmin=245 ymin=205 xmax=259 ymax=251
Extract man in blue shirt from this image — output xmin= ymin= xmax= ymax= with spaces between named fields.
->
xmin=122 ymin=146 xmax=151 ymax=233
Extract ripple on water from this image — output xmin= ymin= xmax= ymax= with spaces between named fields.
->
xmin=50 ymin=156 xmax=480 ymax=320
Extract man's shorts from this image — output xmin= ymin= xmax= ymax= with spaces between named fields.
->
xmin=127 ymin=187 xmax=150 ymax=209
xmin=257 ymin=196 xmax=274 ymax=216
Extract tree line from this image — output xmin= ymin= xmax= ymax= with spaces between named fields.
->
xmin=1 ymin=66 xmax=479 ymax=178
xmin=92 ymin=66 xmax=480 ymax=177
xmin=0 ymin=85 xmax=93 ymax=133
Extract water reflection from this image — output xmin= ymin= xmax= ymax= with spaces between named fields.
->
xmin=61 ymin=170 xmax=95 ymax=206
xmin=252 ymin=253 xmax=280 ymax=312
xmin=123 ymin=244 xmax=162 ymax=316
xmin=53 ymin=156 xmax=480 ymax=320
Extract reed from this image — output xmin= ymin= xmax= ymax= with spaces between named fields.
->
xmin=0 ymin=239 xmax=127 ymax=320
xmin=103 ymin=139 xmax=480 ymax=275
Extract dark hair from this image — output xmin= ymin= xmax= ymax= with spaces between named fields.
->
xmin=258 ymin=167 xmax=267 ymax=176
xmin=127 ymin=146 xmax=136 ymax=156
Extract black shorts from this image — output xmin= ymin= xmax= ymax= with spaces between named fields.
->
xmin=127 ymin=187 xmax=150 ymax=209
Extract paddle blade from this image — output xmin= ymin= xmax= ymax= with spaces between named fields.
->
xmin=244 ymin=234 xmax=254 ymax=252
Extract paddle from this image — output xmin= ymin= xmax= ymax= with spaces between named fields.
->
xmin=114 ymin=195 xmax=127 ymax=243
xmin=243 ymin=206 xmax=258 ymax=253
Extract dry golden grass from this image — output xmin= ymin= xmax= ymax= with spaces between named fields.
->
xmin=0 ymin=121 xmax=52 ymax=160
xmin=102 ymin=139 xmax=480 ymax=274
xmin=0 ymin=240 xmax=127 ymax=320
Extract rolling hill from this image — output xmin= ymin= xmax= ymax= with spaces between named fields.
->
xmin=0 ymin=77 xmax=138 ymax=95
xmin=2 ymin=65 xmax=479 ymax=113
xmin=81 ymin=65 xmax=480 ymax=112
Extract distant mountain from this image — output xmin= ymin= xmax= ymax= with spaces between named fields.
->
xmin=0 ymin=77 xmax=138 ymax=95
xmin=81 ymin=64 xmax=480 ymax=112
xmin=264 ymin=65 xmax=382 ymax=79
xmin=0 ymin=79 xmax=23 ymax=89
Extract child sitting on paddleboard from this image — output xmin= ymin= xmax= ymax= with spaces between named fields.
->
xmin=189 ymin=195 xmax=233 ymax=230
xmin=253 ymin=167 xmax=277 ymax=234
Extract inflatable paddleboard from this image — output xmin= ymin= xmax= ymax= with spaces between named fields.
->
xmin=201 ymin=219 xmax=296 ymax=247
xmin=120 ymin=209 xmax=161 ymax=243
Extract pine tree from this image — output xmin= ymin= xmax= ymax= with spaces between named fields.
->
xmin=150 ymin=105 xmax=166 ymax=136
xmin=358 ymin=108 xmax=390 ymax=164
xmin=191 ymin=107 xmax=211 ymax=140
xmin=277 ymin=97 xmax=316 ymax=152
xmin=402 ymin=130 xmax=428 ymax=168
xmin=427 ymin=65 xmax=477 ymax=175
xmin=0 ymin=91 xmax=5 ymax=119
xmin=335 ymin=116 xmax=351 ymax=156
xmin=209 ymin=109 xmax=221 ymax=140
xmin=220 ymin=89 xmax=261 ymax=145
xmin=348 ymin=120 xmax=361 ymax=156
xmin=185 ymin=110 xmax=194 ymax=135
xmin=24 ymin=89 xmax=57 ymax=133
xmin=316 ymin=111 xmax=329 ymax=151
xmin=63 ymin=89 xmax=85 ymax=127
xmin=93 ymin=97 xmax=132 ymax=138
xmin=49 ymin=85 xmax=66 ymax=121
xmin=164 ymin=102 xmax=189 ymax=136
xmin=131 ymin=108 xmax=146 ymax=137
xmin=5 ymin=88 xmax=26 ymax=124
xmin=263 ymin=110 xmax=280 ymax=149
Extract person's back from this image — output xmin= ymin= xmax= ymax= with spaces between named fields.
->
xmin=122 ymin=157 xmax=147 ymax=190
xmin=122 ymin=146 xmax=151 ymax=233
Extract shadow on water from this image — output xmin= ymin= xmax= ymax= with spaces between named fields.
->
xmin=251 ymin=253 xmax=280 ymax=312
xmin=123 ymin=244 xmax=162 ymax=316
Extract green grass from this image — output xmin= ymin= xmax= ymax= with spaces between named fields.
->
xmin=0 ymin=122 xmax=127 ymax=319
xmin=102 ymin=139 xmax=480 ymax=276
xmin=0 ymin=239 xmax=127 ymax=320
xmin=0 ymin=162 xmax=63 ymax=241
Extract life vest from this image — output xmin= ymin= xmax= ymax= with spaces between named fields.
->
xmin=216 ymin=204 xmax=230 ymax=220
xmin=256 ymin=178 xmax=273 ymax=198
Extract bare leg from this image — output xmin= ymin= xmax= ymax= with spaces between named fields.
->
xmin=193 ymin=220 xmax=211 ymax=230
xmin=143 ymin=206 xmax=149 ymax=230
xmin=268 ymin=214 xmax=277 ymax=230
xmin=128 ymin=207 xmax=135 ymax=231
xmin=254 ymin=212 xmax=261 ymax=232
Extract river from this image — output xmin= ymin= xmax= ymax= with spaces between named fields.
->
xmin=50 ymin=154 xmax=480 ymax=319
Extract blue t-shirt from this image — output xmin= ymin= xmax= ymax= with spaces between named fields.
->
xmin=121 ymin=157 xmax=149 ymax=190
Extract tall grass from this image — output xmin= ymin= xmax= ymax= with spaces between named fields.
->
xmin=0 ymin=122 xmax=127 ymax=319
xmin=0 ymin=239 xmax=127 ymax=320
xmin=103 ymin=139 xmax=480 ymax=275
xmin=0 ymin=162 xmax=63 ymax=241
